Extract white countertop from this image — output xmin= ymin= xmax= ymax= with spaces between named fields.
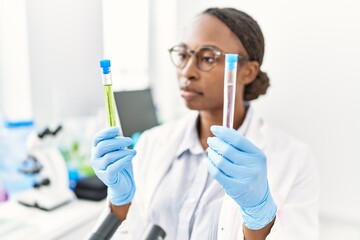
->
xmin=0 ymin=197 xmax=106 ymax=240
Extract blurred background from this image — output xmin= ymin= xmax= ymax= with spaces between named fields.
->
xmin=0 ymin=0 xmax=359 ymax=239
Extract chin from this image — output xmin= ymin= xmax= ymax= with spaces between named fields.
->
xmin=184 ymin=101 xmax=200 ymax=111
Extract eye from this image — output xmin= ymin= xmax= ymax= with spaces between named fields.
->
xmin=201 ymin=56 xmax=216 ymax=63
xmin=198 ymin=48 xmax=217 ymax=63
xmin=177 ymin=51 xmax=188 ymax=61
xmin=173 ymin=47 xmax=188 ymax=60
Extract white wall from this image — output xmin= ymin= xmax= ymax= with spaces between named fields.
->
xmin=148 ymin=0 xmax=180 ymax=123
xmin=102 ymin=0 xmax=150 ymax=92
xmin=0 ymin=1 xmax=4 ymax=119
xmin=150 ymin=0 xmax=360 ymax=235
xmin=26 ymin=0 xmax=104 ymax=126
xmin=0 ymin=0 xmax=33 ymax=124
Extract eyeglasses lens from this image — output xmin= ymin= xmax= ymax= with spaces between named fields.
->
xmin=170 ymin=46 xmax=188 ymax=69
xmin=196 ymin=48 xmax=218 ymax=71
xmin=170 ymin=46 xmax=219 ymax=71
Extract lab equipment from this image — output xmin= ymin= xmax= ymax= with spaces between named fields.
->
xmin=89 ymin=212 xmax=121 ymax=240
xmin=74 ymin=175 xmax=107 ymax=201
xmin=100 ymin=59 xmax=120 ymax=128
xmin=114 ymin=89 xmax=158 ymax=137
xmin=88 ymin=213 xmax=166 ymax=240
xmin=0 ymin=122 xmax=35 ymax=195
xmin=16 ymin=126 xmax=76 ymax=211
xmin=207 ymin=125 xmax=277 ymax=230
xmin=142 ymin=224 xmax=166 ymax=240
xmin=91 ymin=127 xmax=136 ymax=205
xmin=222 ymin=54 xmax=238 ymax=129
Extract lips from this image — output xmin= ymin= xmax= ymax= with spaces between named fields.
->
xmin=180 ymin=87 xmax=203 ymax=100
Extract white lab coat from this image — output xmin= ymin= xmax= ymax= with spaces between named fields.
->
xmin=99 ymin=108 xmax=319 ymax=240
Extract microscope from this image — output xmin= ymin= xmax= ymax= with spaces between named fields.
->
xmin=16 ymin=125 xmax=76 ymax=211
xmin=89 ymin=212 xmax=166 ymax=240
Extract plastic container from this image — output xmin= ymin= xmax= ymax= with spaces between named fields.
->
xmin=0 ymin=176 xmax=9 ymax=202
xmin=0 ymin=122 xmax=36 ymax=196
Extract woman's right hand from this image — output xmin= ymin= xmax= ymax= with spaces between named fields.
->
xmin=90 ymin=127 xmax=137 ymax=205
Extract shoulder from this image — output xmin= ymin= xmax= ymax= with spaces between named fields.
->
xmin=246 ymin=108 xmax=311 ymax=156
xmin=263 ymin=123 xmax=310 ymax=155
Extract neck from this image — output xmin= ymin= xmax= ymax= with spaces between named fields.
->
xmin=197 ymin=104 xmax=247 ymax=149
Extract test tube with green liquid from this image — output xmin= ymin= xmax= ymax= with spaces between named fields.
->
xmin=100 ymin=59 xmax=120 ymax=128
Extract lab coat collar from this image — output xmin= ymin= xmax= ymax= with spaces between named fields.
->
xmin=244 ymin=106 xmax=266 ymax=150
xmin=175 ymin=105 xmax=258 ymax=159
xmin=236 ymin=104 xmax=253 ymax=136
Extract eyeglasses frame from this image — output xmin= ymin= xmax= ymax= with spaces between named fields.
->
xmin=168 ymin=44 xmax=249 ymax=72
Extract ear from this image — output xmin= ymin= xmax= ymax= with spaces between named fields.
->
xmin=238 ymin=61 xmax=259 ymax=85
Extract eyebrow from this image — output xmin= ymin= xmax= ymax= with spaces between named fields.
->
xmin=178 ymin=42 xmax=221 ymax=51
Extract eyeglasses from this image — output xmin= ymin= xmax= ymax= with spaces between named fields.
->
xmin=168 ymin=44 xmax=249 ymax=72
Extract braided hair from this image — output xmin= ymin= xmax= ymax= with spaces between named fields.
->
xmin=203 ymin=8 xmax=270 ymax=101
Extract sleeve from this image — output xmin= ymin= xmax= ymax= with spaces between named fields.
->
xmin=109 ymin=131 xmax=152 ymax=239
xmin=268 ymin=147 xmax=320 ymax=240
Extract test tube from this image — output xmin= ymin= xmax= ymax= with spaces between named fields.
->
xmin=222 ymin=54 xmax=238 ymax=129
xmin=100 ymin=59 xmax=120 ymax=128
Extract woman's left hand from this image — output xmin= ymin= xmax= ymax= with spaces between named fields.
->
xmin=207 ymin=125 xmax=277 ymax=230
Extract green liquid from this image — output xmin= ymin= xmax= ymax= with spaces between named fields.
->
xmin=104 ymin=84 xmax=118 ymax=127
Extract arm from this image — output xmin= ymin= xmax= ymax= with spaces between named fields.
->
xmin=207 ymin=126 xmax=277 ymax=236
xmin=110 ymin=203 xmax=131 ymax=221
xmin=243 ymin=217 xmax=275 ymax=240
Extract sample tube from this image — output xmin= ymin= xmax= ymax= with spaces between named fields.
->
xmin=222 ymin=54 xmax=238 ymax=129
xmin=100 ymin=59 xmax=120 ymax=128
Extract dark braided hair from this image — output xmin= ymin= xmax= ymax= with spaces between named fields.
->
xmin=203 ymin=7 xmax=270 ymax=101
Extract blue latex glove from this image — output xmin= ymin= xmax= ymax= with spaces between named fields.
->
xmin=207 ymin=125 xmax=277 ymax=230
xmin=91 ymin=127 xmax=136 ymax=205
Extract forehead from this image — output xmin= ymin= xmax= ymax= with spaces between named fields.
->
xmin=181 ymin=14 xmax=245 ymax=53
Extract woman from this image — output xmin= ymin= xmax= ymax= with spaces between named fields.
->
xmin=91 ymin=7 xmax=319 ymax=240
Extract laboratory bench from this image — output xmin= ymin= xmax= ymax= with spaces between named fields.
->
xmin=0 ymin=197 xmax=106 ymax=240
